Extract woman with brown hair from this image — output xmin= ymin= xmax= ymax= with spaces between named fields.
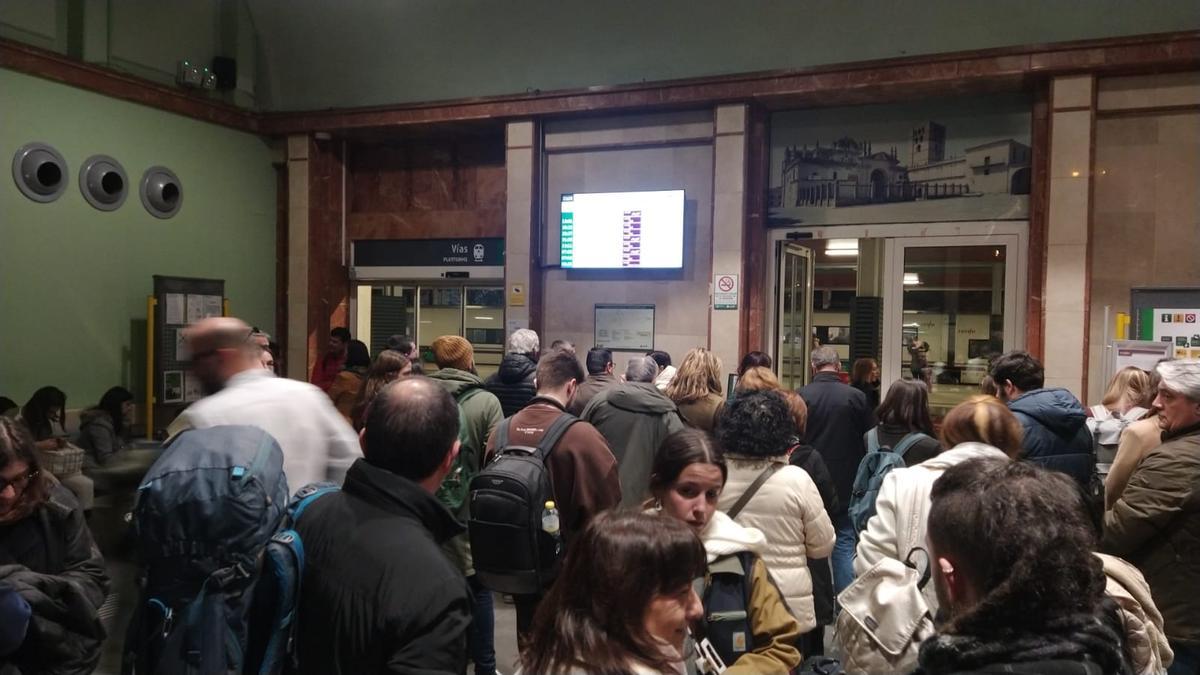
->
xmin=349 ymin=349 xmax=412 ymax=430
xmin=853 ymin=395 xmax=1022 ymax=613
xmin=850 ymin=357 xmax=880 ymax=410
xmin=866 ymin=378 xmax=943 ymax=466
xmin=0 ymin=417 xmax=108 ymax=673
xmin=519 ymin=510 xmax=707 ymax=674
xmin=326 ymin=339 xmax=373 ymax=424
xmin=647 ymin=429 xmax=802 ymax=671
xmin=666 ymin=348 xmax=726 ymax=432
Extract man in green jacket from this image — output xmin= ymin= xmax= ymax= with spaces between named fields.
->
xmin=1104 ymin=359 xmax=1200 ymax=673
xmin=427 ymin=335 xmax=504 ymax=675
xmin=582 ymin=355 xmax=685 ymax=507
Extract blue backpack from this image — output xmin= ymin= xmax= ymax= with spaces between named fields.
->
xmin=122 ymin=426 xmax=337 ymax=675
xmin=847 ymin=429 xmax=929 ymax=533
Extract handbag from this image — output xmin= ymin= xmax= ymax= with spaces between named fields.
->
xmin=834 ymin=547 xmax=935 ymax=675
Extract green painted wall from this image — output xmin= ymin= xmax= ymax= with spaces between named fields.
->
xmin=248 ymin=0 xmax=1200 ymax=110
xmin=0 ymin=68 xmax=277 ymax=408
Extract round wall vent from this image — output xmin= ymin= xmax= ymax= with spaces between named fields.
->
xmin=12 ymin=143 xmax=68 ymax=203
xmin=79 ymin=155 xmax=129 ymax=211
xmin=140 ymin=166 xmax=183 ymax=219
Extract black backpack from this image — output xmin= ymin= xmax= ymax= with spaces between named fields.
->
xmin=467 ymin=413 xmax=577 ymax=595
xmin=701 ymin=551 xmax=757 ymax=667
xmin=122 ymin=425 xmax=290 ymax=675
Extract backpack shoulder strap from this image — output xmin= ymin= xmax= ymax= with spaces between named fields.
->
xmin=533 ymin=413 xmax=579 ymax=462
xmin=866 ymin=428 xmax=880 ymax=453
xmin=891 ymin=432 xmax=928 ymax=459
xmin=727 ymin=463 xmax=782 ymax=520
xmin=290 ymin=485 xmax=340 ymax=523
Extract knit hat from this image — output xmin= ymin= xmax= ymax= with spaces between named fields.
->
xmin=431 ymin=335 xmax=473 ymax=370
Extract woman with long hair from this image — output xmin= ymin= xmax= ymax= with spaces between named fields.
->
xmin=666 ymin=348 xmax=725 ymax=432
xmin=1097 ymin=366 xmax=1156 ymax=417
xmin=866 ymin=378 xmax=942 ymax=466
xmin=853 ymin=395 xmax=1022 ymax=614
xmin=77 ymin=386 xmax=134 ymax=467
xmin=647 ymin=429 xmax=802 ymax=671
xmin=20 ymin=386 xmax=67 ymax=452
xmin=326 ymin=339 xmax=372 ymax=424
xmin=350 ymin=350 xmax=412 ymax=430
xmin=0 ymin=417 xmax=108 ymax=673
xmin=519 ymin=510 xmax=706 ymax=674
xmin=1105 ymin=366 xmax=1166 ymax=510
xmin=850 ymin=358 xmax=880 ymax=410
xmin=715 ymin=391 xmax=835 ymax=637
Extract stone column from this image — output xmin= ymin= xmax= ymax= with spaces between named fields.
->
xmin=712 ymin=104 xmax=748 ymax=372
xmin=1043 ymin=75 xmax=1094 ymax=398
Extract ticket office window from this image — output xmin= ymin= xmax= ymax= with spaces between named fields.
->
xmin=359 ymin=283 xmax=505 ymax=379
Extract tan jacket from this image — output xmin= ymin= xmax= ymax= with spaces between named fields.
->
xmin=675 ymin=393 xmax=726 ymax=433
xmin=701 ymin=511 xmax=801 ymax=673
xmin=1104 ymin=424 xmax=1200 ymax=646
xmin=1105 ymin=416 xmax=1162 ymax=511
xmin=718 ymin=457 xmax=835 ymax=632
xmin=1096 ymin=553 xmax=1174 ymax=675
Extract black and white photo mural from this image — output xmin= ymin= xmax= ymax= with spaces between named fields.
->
xmin=768 ymin=94 xmax=1032 ymax=226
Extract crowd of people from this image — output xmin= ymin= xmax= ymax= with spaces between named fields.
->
xmin=1 ymin=317 xmax=1197 ymax=675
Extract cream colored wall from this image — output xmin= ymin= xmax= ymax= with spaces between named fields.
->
xmin=1086 ymin=73 xmax=1200 ymax=404
xmin=1043 ymin=75 xmax=1094 ymax=399
xmin=541 ymin=111 xmax=716 ymax=369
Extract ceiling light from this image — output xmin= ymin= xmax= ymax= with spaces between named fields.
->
xmin=825 ymin=239 xmax=859 ymax=256
xmin=903 ymin=273 xmax=921 ymax=285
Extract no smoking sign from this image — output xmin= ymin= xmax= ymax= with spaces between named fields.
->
xmin=714 ymin=274 xmax=739 ymax=310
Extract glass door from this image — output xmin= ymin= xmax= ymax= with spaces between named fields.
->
xmin=776 ymin=242 xmax=816 ymax=390
xmin=883 ymin=235 xmax=1023 ymax=416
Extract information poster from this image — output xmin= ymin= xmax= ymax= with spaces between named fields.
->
xmin=186 ymin=294 xmax=205 ymax=324
xmin=594 ymin=304 xmax=655 ymax=351
xmin=165 ymin=293 xmax=186 ymax=325
xmin=163 ymin=371 xmax=184 ymax=403
xmin=183 ymin=373 xmax=204 ymax=403
xmin=1151 ymin=309 xmax=1200 ymax=359
xmin=203 ymin=295 xmax=222 ymax=319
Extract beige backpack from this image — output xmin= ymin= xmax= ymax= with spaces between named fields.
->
xmin=835 ymin=548 xmax=935 ymax=675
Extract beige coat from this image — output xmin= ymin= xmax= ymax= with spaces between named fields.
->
xmin=1104 ymin=416 xmax=1162 ymax=511
xmin=855 ymin=442 xmax=1010 ymax=613
xmin=718 ymin=456 xmax=835 ymax=632
xmin=1096 ymin=552 xmax=1174 ymax=675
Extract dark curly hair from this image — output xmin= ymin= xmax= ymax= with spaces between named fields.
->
xmin=716 ymin=390 xmax=796 ymax=458
xmin=928 ymin=458 xmax=1109 ymax=641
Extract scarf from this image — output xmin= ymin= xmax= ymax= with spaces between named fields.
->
xmin=916 ymin=612 xmax=1128 ymax=675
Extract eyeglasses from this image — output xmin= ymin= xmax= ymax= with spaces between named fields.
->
xmin=0 ymin=469 xmax=40 ymax=496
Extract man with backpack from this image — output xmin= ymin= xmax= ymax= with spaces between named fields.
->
xmin=798 ymin=346 xmax=875 ymax=595
xmin=293 ymin=377 xmax=472 ymax=674
xmin=426 ymin=335 xmax=504 ymax=675
xmin=478 ymin=349 xmax=622 ymax=642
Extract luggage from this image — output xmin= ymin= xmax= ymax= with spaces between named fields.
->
xmin=847 ymin=429 xmax=927 ymax=532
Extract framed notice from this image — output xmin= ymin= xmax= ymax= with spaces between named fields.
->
xmin=594 ymin=304 xmax=655 ymax=351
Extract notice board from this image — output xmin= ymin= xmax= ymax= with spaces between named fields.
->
xmin=153 ymin=275 xmax=224 ymax=436
xmin=594 ymin=304 xmax=655 ymax=351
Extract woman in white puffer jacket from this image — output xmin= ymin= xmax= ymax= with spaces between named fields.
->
xmin=854 ymin=394 xmax=1024 ymax=612
xmin=716 ymin=390 xmax=835 ymax=633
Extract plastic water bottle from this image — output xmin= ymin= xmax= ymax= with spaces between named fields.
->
xmin=541 ymin=500 xmax=561 ymax=537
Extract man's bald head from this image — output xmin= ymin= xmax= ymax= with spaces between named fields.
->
xmin=362 ymin=377 xmax=460 ymax=482
xmin=185 ymin=317 xmax=258 ymax=394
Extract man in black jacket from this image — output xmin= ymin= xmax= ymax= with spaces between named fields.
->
xmin=294 ymin=377 xmax=472 ymax=675
xmin=485 ymin=328 xmax=540 ymax=416
xmin=798 ymin=346 xmax=874 ymax=595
